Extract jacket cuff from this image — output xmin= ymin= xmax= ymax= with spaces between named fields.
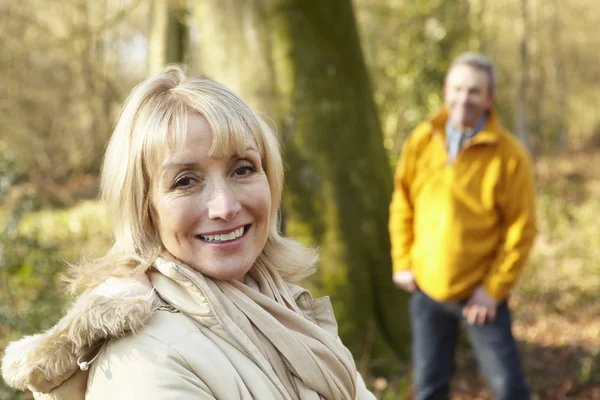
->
xmin=482 ymin=282 xmax=508 ymax=303
xmin=392 ymin=259 xmax=411 ymax=274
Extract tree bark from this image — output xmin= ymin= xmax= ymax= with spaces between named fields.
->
xmin=551 ymin=0 xmax=567 ymax=150
xmin=148 ymin=0 xmax=187 ymax=75
xmin=148 ymin=0 xmax=168 ymax=75
xmin=192 ymin=0 xmax=280 ymax=116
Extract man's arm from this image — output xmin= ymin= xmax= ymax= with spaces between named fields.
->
xmin=483 ymin=143 xmax=538 ymax=302
xmin=389 ymin=136 xmax=418 ymax=290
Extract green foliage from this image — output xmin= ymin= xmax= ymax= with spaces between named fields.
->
xmin=0 ymin=144 xmax=112 ymax=396
xmin=0 ymin=155 xmax=66 ymax=398
xmin=18 ymin=200 xmax=112 ymax=260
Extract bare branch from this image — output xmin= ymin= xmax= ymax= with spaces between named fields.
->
xmin=0 ymin=0 xmax=145 ymax=70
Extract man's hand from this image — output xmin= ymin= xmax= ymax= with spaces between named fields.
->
xmin=393 ymin=270 xmax=417 ymax=292
xmin=462 ymin=286 xmax=497 ymax=326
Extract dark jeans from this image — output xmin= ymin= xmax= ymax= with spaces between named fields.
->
xmin=411 ymin=290 xmax=530 ymax=400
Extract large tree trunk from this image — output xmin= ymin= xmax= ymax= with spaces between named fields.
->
xmin=192 ymin=0 xmax=410 ymax=372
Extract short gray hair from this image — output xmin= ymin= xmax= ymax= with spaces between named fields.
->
xmin=448 ymin=52 xmax=496 ymax=93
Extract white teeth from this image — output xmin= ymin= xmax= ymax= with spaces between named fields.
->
xmin=200 ymin=227 xmax=245 ymax=242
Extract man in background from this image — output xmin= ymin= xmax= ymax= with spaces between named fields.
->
xmin=389 ymin=52 xmax=537 ymax=400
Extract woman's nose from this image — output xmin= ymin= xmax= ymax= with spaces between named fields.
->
xmin=207 ymin=182 xmax=241 ymax=221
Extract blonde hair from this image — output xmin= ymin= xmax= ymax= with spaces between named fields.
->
xmin=67 ymin=66 xmax=317 ymax=293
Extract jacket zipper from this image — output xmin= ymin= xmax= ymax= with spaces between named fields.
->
xmin=158 ymin=304 xmax=179 ymax=313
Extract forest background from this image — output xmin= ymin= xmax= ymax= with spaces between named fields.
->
xmin=0 ymin=0 xmax=598 ymax=398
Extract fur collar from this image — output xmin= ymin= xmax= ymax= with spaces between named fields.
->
xmin=1 ymin=277 xmax=159 ymax=394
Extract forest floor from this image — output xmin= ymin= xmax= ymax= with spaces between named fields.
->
xmin=376 ymin=148 xmax=600 ymax=400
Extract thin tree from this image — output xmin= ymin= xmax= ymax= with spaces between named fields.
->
xmin=149 ymin=0 xmax=187 ymax=74
xmin=515 ymin=0 xmax=531 ymax=152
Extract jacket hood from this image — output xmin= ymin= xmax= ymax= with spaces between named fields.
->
xmin=1 ymin=277 xmax=159 ymax=394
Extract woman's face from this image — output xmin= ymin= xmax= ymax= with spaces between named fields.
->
xmin=151 ymin=113 xmax=271 ymax=281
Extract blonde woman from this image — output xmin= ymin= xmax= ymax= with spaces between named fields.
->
xmin=2 ymin=66 xmax=375 ymax=400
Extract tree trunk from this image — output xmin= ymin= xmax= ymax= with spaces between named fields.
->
xmin=148 ymin=0 xmax=168 ymax=75
xmin=470 ymin=0 xmax=487 ymax=52
xmin=515 ymin=0 xmax=531 ymax=153
xmin=551 ymin=0 xmax=568 ymax=150
xmin=192 ymin=0 xmax=280 ymax=116
xmin=148 ymin=0 xmax=187 ymax=75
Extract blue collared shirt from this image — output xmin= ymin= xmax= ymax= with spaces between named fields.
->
xmin=446 ymin=112 xmax=489 ymax=163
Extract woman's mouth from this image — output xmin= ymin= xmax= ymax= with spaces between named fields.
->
xmin=196 ymin=225 xmax=249 ymax=243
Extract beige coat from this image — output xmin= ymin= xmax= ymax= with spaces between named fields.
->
xmin=2 ymin=261 xmax=375 ymax=399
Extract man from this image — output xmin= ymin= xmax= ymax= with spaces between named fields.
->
xmin=389 ymin=52 xmax=537 ymax=400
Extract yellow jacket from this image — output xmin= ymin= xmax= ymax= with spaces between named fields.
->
xmin=389 ymin=108 xmax=537 ymax=302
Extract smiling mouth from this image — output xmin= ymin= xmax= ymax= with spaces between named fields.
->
xmin=196 ymin=225 xmax=249 ymax=243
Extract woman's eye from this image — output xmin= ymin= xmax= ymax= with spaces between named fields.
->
xmin=174 ymin=176 xmax=194 ymax=188
xmin=234 ymin=164 xmax=256 ymax=177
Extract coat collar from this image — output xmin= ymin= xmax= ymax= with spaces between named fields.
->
xmin=430 ymin=107 xmax=503 ymax=146
xmin=151 ymin=258 xmax=339 ymax=337
xmin=1 ymin=277 xmax=158 ymax=394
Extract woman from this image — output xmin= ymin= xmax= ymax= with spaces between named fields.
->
xmin=2 ymin=66 xmax=375 ymax=399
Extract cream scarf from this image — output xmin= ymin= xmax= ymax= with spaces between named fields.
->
xmin=151 ymin=259 xmax=357 ymax=400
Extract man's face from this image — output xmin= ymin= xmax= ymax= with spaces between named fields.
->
xmin=444 ymin=64 xmax=494 ymax=130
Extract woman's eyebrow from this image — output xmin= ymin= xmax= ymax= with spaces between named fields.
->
xmin=161 ymin=162 xmax=199 ymax=171
xmin=161 ymin=146 xmax=259 ymax=171
xmin=231 ymin=146 xmax=259 ymax=158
